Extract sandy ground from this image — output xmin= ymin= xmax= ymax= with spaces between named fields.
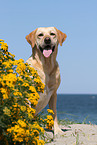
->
xmin=45 ymin=124 xmax=97 ymax=145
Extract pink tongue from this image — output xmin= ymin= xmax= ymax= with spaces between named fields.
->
xmin=43 ymin=50 xmax=52 ymax=58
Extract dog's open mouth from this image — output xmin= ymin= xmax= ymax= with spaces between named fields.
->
xmin=39 ymin=45 xmax=55 ymax=58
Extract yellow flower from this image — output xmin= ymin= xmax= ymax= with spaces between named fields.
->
xmin=30 ymin=92 xmax=40 ymax=100
xmin=47 ymin=109 xmax=54 ymax=114
xmin=4 ymin=55 xmax=7 ymax=59
xmin=15 ymin=137 xmax=23 ymax=142
xmin=13 ymin=91 xmax=22 ymax=96
xmin=12 ymin=103 xmax=18 ymax=108
xmin=17 ymin=77 xmax=23 ymax=82
xmin=2 ymin=61 xmax=12 ymax=69
xmin=39 ymin=140 xmax=45 ymax=145
xmin=29 ymin=86 xmax=36 ymax=92
xmin=16 ymin=61 xmax=26 ymax=75
xmin=46 ymin=115 xmax=53 ymax=120
xmin=45 ymin=115 xmax=54 ymax=130
xmin=34 ymin=78 xmax=40 ymax=83
xmin=26 ymin=130 xmax=30 ymax=136
xmin=32 ymin=122 xmax=44 ymax=133
xmin=1 ymin=42 xmax=8 ymax=51
xmin=17 ymin=119 xmax=27 ymax=128
xmin=2 ymin=73 xmax=17 ymax=88
xmin=8 ymin=52 xmax=15 ymax=58
xmin=33 ymin=129 xmax=39 ymax=136
xmin=0 ymin=88 xmax=9 ymax=99
xmin=27 ymin=107 xmax=36 ymax=114
xmin=28 ymin=97 xmax=38 ymax=106
xmin=34 ymin=78 xmax=45 ymax=93
xmin=18 ymin=59 xmax=24 ymax=63
xmin=7 ymin=69 xmax=13 ymax=73
xmin=0 ymin=88 xmax=6 ymax=94
xmin=22 ymin=82 xmax=29 ymax=87
xmin=0 ymin=39 xmax=4 ymax=42
xmin=1 ymin=46 xmax=8 ymax=51
xmin=13 ymin=60 xmax=19 ymax=65
xmin=3 ymin=93 xmax=8 ymax=99
xmin=32 ymin=140 xmax=37 ymax=145
xmin=25 ymin=74 xmax=31 ymax=79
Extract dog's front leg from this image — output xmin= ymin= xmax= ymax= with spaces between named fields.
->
xmin=49 ymin=93 xmax=64 ymax=135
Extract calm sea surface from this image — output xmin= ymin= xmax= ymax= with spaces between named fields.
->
xmin=45 ymin=94 xmax=97 ymax=125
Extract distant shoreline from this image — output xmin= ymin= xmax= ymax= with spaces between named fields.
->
xmin=57 ymin=93 xmax=97 ymax=95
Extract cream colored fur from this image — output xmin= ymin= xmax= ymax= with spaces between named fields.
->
xmin=26 ymin=27 xmax=67 ymax=135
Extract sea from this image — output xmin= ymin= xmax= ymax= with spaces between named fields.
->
xmin=44 ymin=94 xmax=97 ymax=125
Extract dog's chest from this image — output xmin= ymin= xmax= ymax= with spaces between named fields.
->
xmin=45 ymin=72 xmax=60 ymax=92
xmin=26 ymin=57 xmax=61 ymax=94
xmin=39 ymin=69 xmax=61 ymax=99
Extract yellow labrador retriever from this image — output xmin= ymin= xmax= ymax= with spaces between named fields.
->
xmin=26 ymin=27 xmax=67 ymax=135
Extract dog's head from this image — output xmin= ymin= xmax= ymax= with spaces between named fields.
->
xmin=26 ymin=27 xmax=67 ymax=58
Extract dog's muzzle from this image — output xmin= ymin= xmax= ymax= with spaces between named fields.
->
xmin=39 ymin=37 xmax=55 ymax=58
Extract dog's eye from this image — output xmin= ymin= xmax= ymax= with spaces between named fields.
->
xmin=38 ymin=33 xmax=44 ymax=37
xmin=50 ymin=33 xmax=55 ymax=36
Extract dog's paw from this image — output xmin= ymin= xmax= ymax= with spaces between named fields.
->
xmin=54 ymin=126 xmax=66 ymax=136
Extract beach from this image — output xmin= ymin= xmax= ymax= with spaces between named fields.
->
xmin=45 ymin=124 xmax=97 ymax=145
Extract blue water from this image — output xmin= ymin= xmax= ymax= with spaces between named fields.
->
xmin=45 ymin=94 xmax=97 ymax=124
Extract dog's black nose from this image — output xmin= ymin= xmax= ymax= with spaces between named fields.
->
xmin=44 ymin=37 xmax=51 ymax=44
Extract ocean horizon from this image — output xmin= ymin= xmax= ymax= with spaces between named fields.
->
xmin=44 ymin=94 xmax=97 ymax=125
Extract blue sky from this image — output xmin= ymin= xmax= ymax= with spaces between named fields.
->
xmin=1 ymin=0 xmax=97 ymax=94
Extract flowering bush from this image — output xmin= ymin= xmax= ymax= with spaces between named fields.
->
xmin=45 ymin=109 xmax=54 ymax=130
xmin=0 ymin=39 xmax=54 ymax=145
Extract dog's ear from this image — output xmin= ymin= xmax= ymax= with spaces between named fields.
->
xmin=55 ymin=27 xmax=67 ymax=46
xmin=26 ymin=28 xmax=38 ymax=48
